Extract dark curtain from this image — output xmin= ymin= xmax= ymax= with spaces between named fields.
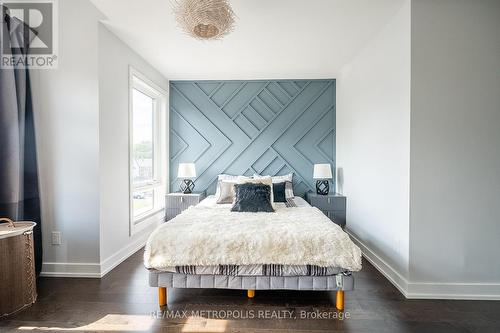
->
xmin=0 ymin=9 xmax=42 ymax=274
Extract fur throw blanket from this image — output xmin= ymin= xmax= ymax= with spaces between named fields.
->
xmin=144 ymin=201 xmax=362 ymax=271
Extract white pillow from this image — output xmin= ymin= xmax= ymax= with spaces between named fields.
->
xmin=216 ymin=180 xmax=237 ymax=204
xmin=254 ymin=173 xmax=294 ymax=198
xmin=215 ymin=174 xmax=250 ymax=200
xmin=237 ymin=175 xmax=275 ymax=208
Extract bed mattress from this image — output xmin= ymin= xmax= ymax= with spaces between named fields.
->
xmin=155 ymin=263 xmax=343 ymax=276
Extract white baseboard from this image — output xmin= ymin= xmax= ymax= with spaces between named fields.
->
xmin=347 ymin=230 xmax=500 ymax=300
xmin=406 ymin=282 xmax=500 ymax=300
xmin=99 ymin=232 xmax=150 ymax=277
xmin=346 ymin=230 xmax=409 ymax=295
xmin=40 ymin=262 xmax=101 ymax=278
xmin=41 ymin=231 xmax=150 ymax=278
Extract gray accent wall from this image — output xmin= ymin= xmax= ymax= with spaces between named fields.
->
xmin=338 ymin=0 xmax=500 ymax=299
xmin=170 ymin=80 xmax=336 ymax=196
xmin=410 ymin=0 xmax=500 ymax=296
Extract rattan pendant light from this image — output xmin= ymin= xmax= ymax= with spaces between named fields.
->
xmin=173 ymin=0 xmax=235 ymax=40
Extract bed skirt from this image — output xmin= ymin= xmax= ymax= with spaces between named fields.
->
xmin=149 ymin=270 xmax=354 ymax=291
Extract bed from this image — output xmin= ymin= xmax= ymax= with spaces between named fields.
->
xmin=144 ymin=195 xmax=362 ymax=311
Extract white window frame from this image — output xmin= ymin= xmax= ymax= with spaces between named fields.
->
xmin=129 ymin=67 xmax=168 ymax=235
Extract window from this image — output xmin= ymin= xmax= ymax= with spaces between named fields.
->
xmin=129 ymin=68 xmax=168 ymax=234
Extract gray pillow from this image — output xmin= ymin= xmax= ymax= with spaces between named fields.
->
xmin=254 ymin=173 xmax=294 ymax=198
xmin=216 ymin=181 xmax=236 ymax=204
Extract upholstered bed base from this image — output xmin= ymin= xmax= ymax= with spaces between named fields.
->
xmin=149 ymin=270 xmax=354 ymax=291
xmin=149 ymin=270 xmax=353 ymax=311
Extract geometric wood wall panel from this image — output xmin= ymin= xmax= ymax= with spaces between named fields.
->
xmin=170 ymin=79 xmax=336 ymax=196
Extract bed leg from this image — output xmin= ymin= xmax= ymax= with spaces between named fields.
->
xmin=247 ymin=289 xmax=255 ymax=298
xmin=158 ymin=287 xmax=167 ymax=307
xmin=336 ymin=290 xmax=344 ymax=311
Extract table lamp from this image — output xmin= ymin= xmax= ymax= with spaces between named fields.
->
xmin=178 ymin=163 xmax=196 ymax=194
xmin=313 ymin=163 xmax=332 ymax=195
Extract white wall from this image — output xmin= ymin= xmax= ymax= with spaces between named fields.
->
xmin=31 ymin=1 xmax=169 ymax=277
xmin=336 ymin=0 xmax=411 ymax=286
xmin=409 ymin=0 xmax=500 ymax=298
xmin=98 ymin=24 xmax=168 ymax=274
xmin=31 ymin=0 xmax=103 ymax=276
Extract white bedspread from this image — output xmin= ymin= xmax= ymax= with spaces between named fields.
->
xmin=144 ymin=197 xmax=362 ymax=271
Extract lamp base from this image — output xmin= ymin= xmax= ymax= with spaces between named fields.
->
xmin=316 ymin=180 xmax=329 ymax=195
xmin=180 ymin=179 xmax=195 ymax=194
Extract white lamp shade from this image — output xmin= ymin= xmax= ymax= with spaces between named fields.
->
xmin=313 ymin=163 xmax=332 ymax=179
xmin=178 ymin=163 xmax=196 ymax=178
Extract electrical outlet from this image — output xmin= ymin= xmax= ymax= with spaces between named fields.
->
xmin=52 ymin=231 xmax=62 ymax=245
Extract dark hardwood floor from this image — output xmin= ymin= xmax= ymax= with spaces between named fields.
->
xmin=1 ymin=250 xmax=499 ymax=332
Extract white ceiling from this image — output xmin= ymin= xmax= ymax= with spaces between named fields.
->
xmin=90 ymin=0 xmax=405 ymax=80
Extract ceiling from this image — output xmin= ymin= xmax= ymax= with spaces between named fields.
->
xmin=90 ymin=0 xmax=405 ymax=80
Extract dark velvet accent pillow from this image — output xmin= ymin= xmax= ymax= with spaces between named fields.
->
xmin=272 ymin=182 xmax=287 ymax=203
xmin=231 ymin=183 xmax=275 ymax=213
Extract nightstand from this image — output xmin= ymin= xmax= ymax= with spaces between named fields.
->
xmin=305 ymin=192 xmax=347 ymax=228
xmin=165 ymin=192 xmax=206 ymax=221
